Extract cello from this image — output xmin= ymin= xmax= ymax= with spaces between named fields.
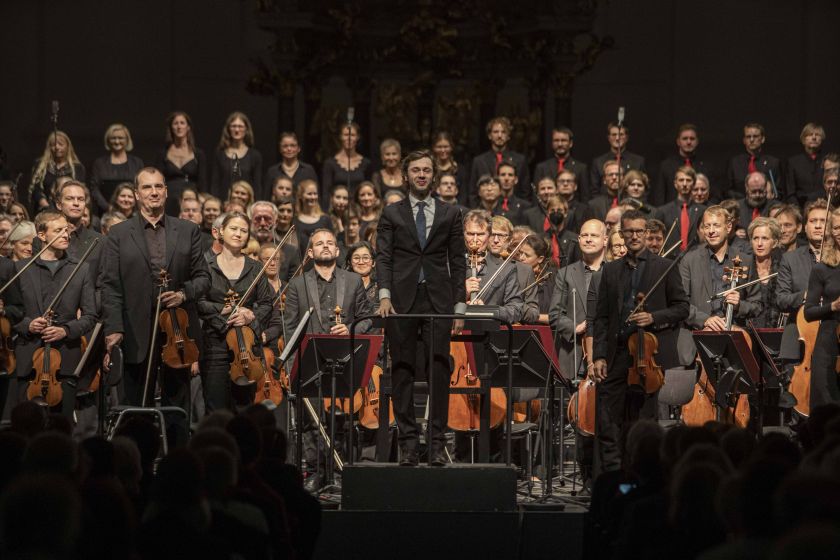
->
xmin=682 ymin=256 xmax=751 ymax=427
xmin=789 ymin=307 xmax=816 ymax=417
xmin=157 ymin=269 xmax=200 ymax=369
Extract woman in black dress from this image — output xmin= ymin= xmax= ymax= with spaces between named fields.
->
xmin=210 ymin=111 xmax=263 ymax=201
xmin=154 ymin=111 xmax=207 ymax=215
xmin=197 ymin=212 xmax=273 ymax=413
xmin=432 ymin=131 xmax=469 ymax=205
xmin=29 ymin=131 xmax=85 ymax=211
xmin=90 ymin=123 xmax=144 ymax=214
xmin=803 ymin=207 xmax=840 ymax=408
xmin=747 ymin=217 xmax=781 ymax=328
xmin=371 ymin=138 xmax=405 ymax=193
xmin=293 ymin=179 xmax=332 ymax=256
xmin=320 ymin=122 xmax=371 ymax=204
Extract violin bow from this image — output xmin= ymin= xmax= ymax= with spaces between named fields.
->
xmin=272 ymin=254 xmax=311 ymax=309
xmin=41 ymin=237 xmax=100 ymax=317
xmin=230 ymin=225 xmax=295 ymax=317
xmin=625 ymin=240 xmax=697 ymax=321
xmin=474 ymin=233 xmax=532 ymax=303
xmin=0 ymin=225 xmax=71 ymax=296
xmin=659 ymin=218 xmax=678 ymax=256
xmin=0 ymin=220 xmax=23 ymax=254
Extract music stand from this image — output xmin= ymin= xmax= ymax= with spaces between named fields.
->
xmin=693 ymin=330 xmax=760 ymax=413
xmin=747 ymin=322 xmax=785 ymax=430
xmin=290 ymin=333 xmax=381 ymax=488
xmin=281 ymin=308 xmax=312 ymax=472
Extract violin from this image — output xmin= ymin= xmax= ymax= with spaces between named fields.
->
xmin=682 ymin=256 xmax=750 ymax=427
xmin=224 ymin=289 xmax=265 ymax=384
xmin=27 ymin=310 xmax=63 ymax=407
xmin=568 ymin=377 xmax=596 ymax=436
xmin=323 ymin=305 xmax=363 ymax=414
xmin=447 ymin=339 xmax=507 ymax=431
xmin=626 ymin=292 xmax=665 ymax=394
xmin=357 ymin=364 xmax=395 ymax=430
xmin=0 ymin=303 xmax=15 ymax=376
xmin=157 ymin=269 xmax=199 ymax=369
xmin=254 ymin=344 xmax=284 ymax=406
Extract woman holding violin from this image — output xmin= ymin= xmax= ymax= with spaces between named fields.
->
xmin=13 ymin=210 xmax=96 ymax=418
xmin=197 ymin=212 xmax=274 ymax=412
xmin=803 ymin=205 xmax=840 ymax=408
xmin=590 ymin=210 xmax=689 ymax=475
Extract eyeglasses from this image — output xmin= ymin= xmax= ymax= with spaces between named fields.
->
xmin=351 ymin=255 xmax=372 ymax=263
xmin=622 ymin=229 xmax=646 ymax=237
xmin=490 ymin=232 xmax=510 ymax=240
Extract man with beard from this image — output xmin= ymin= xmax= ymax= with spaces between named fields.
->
xmin=377 ymin=149 xmax=466 ymax=466
xmin=589 ymin=122 xmax=646 ymax=196
xmin=771 ymin=204 xmax=804 ymax=253
xmin=281 ymin=228 xmax=372 ymax=486
xmin=534 ymin=127 xmax=590 ymax=200
xmin=657 ymin=166 xmax=706 ymax=254
xmin=737 ymin=172 xmax=772 ymax=231
xmin=589 ymin=161 xmax=623 ymax=220
xmin=644 ymin=219 xmax=667 ymax=255
xmin=653 ymin=124 xmax=717 ymax=205
xmin=250 ymin=199 xmax=300 ymax=282
xmin=495 ymin=161 xmax=531 ymax=226
xmin=591 ymin=210 xmax=688 ymax=474
xmin=468 ymin=117 xmax=529 ymax=205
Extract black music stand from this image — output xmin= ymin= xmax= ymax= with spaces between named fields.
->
xmin=279 ymin=308 xmax=312 ymax=472
xmin=290 ymin=333 xmax=379 ymax=488
xmin=693 ymin=330 xmax=760 ymax=415
xmin=748 ymin=322 xmax=786 ymax=430
xmin=483 ymin=326 xmax=568 ymax=489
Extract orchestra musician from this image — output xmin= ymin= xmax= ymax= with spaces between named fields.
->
xmin=591 ymin=209 xmax=689 ymax=474
xmin=678 ymin=206 xmax=762 ymax=333
xmin=13 ymin=210 xmax=97 ymax=419
xmin=197 ymin=212 xmax=274 ymax=412
xmin=101 ymin=167 xmax=210 ymax=445
xmin=777 ymin=199 xmax=826 ymax=364
xmin=0 ymin=249 xmax=24 ymax=418
xmin=376 ymin=149 xmax=466 ymax=467
xmin=490 ymin=217 xmax=539 ymax=324
xmin=803 ymin=206 xmax=840 ymax=408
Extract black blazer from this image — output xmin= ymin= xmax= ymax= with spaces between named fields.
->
xmin=657 ymin=199 xmax=706 ymax=249
xmin=653 ymin=153 xmax=718 ymax=205
xmin=100 ymin=214 xmax=211 ymax=364
xmin=468 ymin=150 xmax=530 ymax=205
xmin=376 ymin=197 xmax=466 ymax=314
xmin=533 ymin=156 xmax=590 ymax=200
xmin=13 ymin=256 xmax=97 ymax=378
xmin=593 ymin=251 xmax=689 ymax=369
xmin=0 ymin=256 xmax=24 ymax=327
xmin=279 ymin=267 xmax=373 ymax=336
xmin=726 ymin=151 xmax=784 ymax=200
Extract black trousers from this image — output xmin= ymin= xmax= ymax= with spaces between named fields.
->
xmin=593 ymin=348 xmax=658 ymax=477
xmin=386 ymin=285 xmax=453 ymax=450
xmin=200 ymin=335 xmax=256 ymax=414
xmin=122 ymin=357 xmax=191 ymax=448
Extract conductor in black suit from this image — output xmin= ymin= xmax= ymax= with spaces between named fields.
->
xmin=101 ymin=168 xmax=210 ymax=435
xmin=591 ymin=210 xmax=689 ymax=474
xmin=377 ymin=150 xmax=467 ymax=466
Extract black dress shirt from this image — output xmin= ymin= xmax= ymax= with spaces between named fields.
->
xmin=142 ymin=214 xmax=166 ymax=277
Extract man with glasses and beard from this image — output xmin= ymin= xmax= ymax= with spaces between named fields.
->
xmin=251 ymin=199 xmax=301 ymax=283
xmin=591 ymin=210 xmax=688 ymax=475
xmin=737 ymin=172 xmax=773 ymax=231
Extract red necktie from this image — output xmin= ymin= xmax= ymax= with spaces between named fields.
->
xmin=681 ymin=202 xmax=689 ymax=251
xmin=748 ymin=155 xmax=757 ymax=173
xmin=810 ymin=153 xmax=817 ymax=161
xmin=752 ymin=207 xmax=760 ymax=221
xmin=611 ymin=197 xmax=618 ymax=209
xmin=557 ymin=158 xmax=566 ymax=173
xmin=495 ymin=151 xmax=503 ymax=172
xmin=544 ymin=218 xmax=561 ymax=266
xmin=684 ymin=157 xmax=692 ymax=168
xmin=502 ymin=197 xmax=509 ymax=212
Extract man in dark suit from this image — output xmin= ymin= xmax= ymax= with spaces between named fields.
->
xmin=101 ymin=167 xmax=210 ymax=443
xmin=657 ymin=165 xmax=706 ymax=254
xmin=591 ymin=210 xmax=688 ymax=474
xmin=653 ymin=124 xmax=718 ymax=205
xmin=726 ymin=123 xmax=784 ymax=201
xmin=495 ymin=160 xmax=531 ymax=226
xmin=777 ymin=199 xmax=825 ymax=363
xmin=737 ymin=172 xmax=773 ymax=231
xmin=589 ymin=161 xmax=623 ymax=221
xmin=590 ymin=122 xmax=646 ymax=196
xmin=678 ymin=206 xmax=762 ymax=332
xmin=787 ymin=123 xmax=826 ymax=206
xmin=468 ymin=117 xmax=529 ymax=205
xmin=13 ymin=210 xmax=97 ymax=418
xmin=534 ymin=127 xmax=590 ymax=200
xmin=377 ymin=150 xmax=467 ymax=466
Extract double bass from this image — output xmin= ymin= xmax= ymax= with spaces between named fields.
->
xmin=682 ymin=256 xmax=750 ymax=427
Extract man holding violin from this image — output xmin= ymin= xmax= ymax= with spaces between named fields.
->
xmin=13 ymin=210 xmax=97 ymax=419
xmin=101 ymin=167 xmax=210 ymax=444
xmin=591 ymin=209 xmax=689 ymax=474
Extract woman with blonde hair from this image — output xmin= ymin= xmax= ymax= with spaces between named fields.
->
xmin=29 ymin=130 xmax=84 ymax=210
xmin=8 ymin=220 xmax=35 ymax=261
xmin=90 ymin=123 xmax=144 ymax=214
xmin=803 ymin=206 xmax=840 ymax=407
xmin=372 ymin=138 xmax=405 ymax=193
xmin=354 ymin=181 xmax=381 ymax=238
xmin=210 ymin=111 xmax=263 ymax=201
xmin=606 ymin=228 xmax=627 ymax=262
xmin=228 ymin=180 xmax=255 ymax=209
xmin=293 ymin=179 xmax=332 ymax=256
xmin=747 ymin=216 xmax=782 ymax=327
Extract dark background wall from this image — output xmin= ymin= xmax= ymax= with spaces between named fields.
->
xmin=2 ymin=0 xmax=839 ymax=194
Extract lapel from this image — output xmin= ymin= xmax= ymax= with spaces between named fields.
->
xmin=303 ymin=269 xmax=323 ymax=330
xmin=570 ymin=261 xmax=587 ymax=311
xmin=700 ymin=248 xmax=713 ymax=300
xmin=128 ymin=215 xmax=152 ymax=271
xmin=165 ymin=216 xmax=178 ymax=270
xmin=427 ymin=198 xmax=445 ymax=242
xmin=398 ymin=199 xmax=421 ymax=248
